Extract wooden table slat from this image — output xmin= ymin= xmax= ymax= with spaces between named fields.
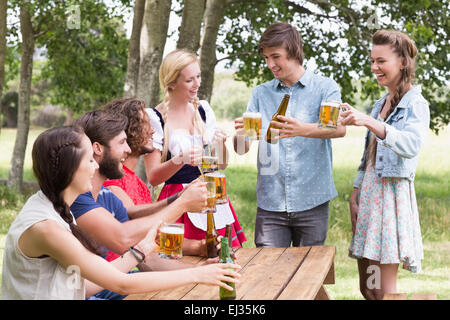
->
xmin=277 ymin=246 xmax=335 ymax=300
xmin=182 ymin=247 xmax=283 ymax=300
xmin=124 ymin=245 xmax=336 ymax=301
xmin=125 ymin=255 xmax=205 ymax=300
xmin=241 ymin=247 xmax=310 ymax=300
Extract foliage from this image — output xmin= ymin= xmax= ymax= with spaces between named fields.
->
xmin=211 ymin=72 xmax=252 ymax=119
xmin=38 ymin=0 xmax=129 ymax=115
xmin=220 ymin=0 xmax=450 ymax=132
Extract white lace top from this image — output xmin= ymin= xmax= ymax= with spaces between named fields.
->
xmin=146 ymin=100 xmax=235 ymax=231
xmin=146 ymin=100 xmax=218 ymax=156
xmin=1 ymin=191 xmax=86 ymax=300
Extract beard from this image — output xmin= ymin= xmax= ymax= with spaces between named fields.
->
xmin=98 ymin=147 xmax=124 ymax=180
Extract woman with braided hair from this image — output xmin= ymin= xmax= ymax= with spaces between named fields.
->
xmin=1 ymin=126 xmax=240 ymax=299
xmin=340 ymin=30 xmax=430 ymax=300
xmin=145 ymin=49 xmax=246 ymax=256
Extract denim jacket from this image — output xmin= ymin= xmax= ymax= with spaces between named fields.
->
xmin=353 ymin=86 xmax=430 ymax=189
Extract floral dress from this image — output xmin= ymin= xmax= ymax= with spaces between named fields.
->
xmin=349 ymin=134 xmax=424 ymax=273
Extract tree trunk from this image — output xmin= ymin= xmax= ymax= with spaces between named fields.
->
xmin=8 ymin=1 xmax=34 ymax=192
xmin=176 ymin=0 xmax=205 ymax=53
xmin=0 ymin=0 xmax=7 ymax=133
xmin=123 ymin=0 xmax=145 ymax=98
xmin=136 ymin=0 xmax=172 ymax=109
xmin=198 ymin=0 xmax=226 ymax=102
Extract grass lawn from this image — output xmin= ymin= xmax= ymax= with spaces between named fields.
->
xmin=0 ymin=123 xmax=449 ymax=299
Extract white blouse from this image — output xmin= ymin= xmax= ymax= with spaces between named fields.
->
xmin=146 ymin=100 xmax=218 ymax=157
xmin=1 ymin=191 xmax=86 ymax=300
xmin=146 ymin=100 xmax=235 ymax=231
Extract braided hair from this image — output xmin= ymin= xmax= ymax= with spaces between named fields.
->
xmin=32 ymin=126 xmax=103 ymax=255
xmin=365 ymin=30 xmax=418 ymax=168
xmin=158 ymin=49 xmax=207 ymax=162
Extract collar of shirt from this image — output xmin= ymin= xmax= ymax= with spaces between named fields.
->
xmin=273 ymin=68 xmax=313 ymax=91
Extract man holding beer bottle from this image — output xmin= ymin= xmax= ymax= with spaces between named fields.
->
xmin=234 ymin=22 xmax=346 ymax=248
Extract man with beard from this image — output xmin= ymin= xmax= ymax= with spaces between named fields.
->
xmin=70 ymin=109 xmax=209 ymax=299
xmin=101 ymin=98 xmax=213 ymax=258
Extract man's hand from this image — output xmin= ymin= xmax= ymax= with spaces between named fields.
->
xmin=178 ymin=180 xmax=207 ymax=213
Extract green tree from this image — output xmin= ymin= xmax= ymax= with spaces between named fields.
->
xmin=220 ymin=0 xmax=449 ymax=132
xmin=40 ymin=0 xmax=129 ymax=115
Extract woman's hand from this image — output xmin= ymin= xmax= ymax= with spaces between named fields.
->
xmin=173 ymin=145 xmax=202 ymax=166
xmin=194 ymin=263 xmax=241 ymax=291
xmin=339 ymin=103 xmax=371 ymax=127
xmin=136 ymin=222 xmax=161 ymax=258
xmin=349 ymin=188 xmax=360 ymax=236
xmin=214 ymin=128 xmax=228 ymax=144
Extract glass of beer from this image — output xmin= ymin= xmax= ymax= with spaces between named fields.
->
xmin=159 ymin=222 xmax=184 ymax=260
xmin=202 ymin=181 xmax=217 ymax=214
xmin=243 ymin=112 xmax=262 ymax=140
xmin=318 ymin=101 xmax=340 ymax=130
xmin=205 ymin=171 xmax=228 ymax=204
xmin=201 ymin=144 xmax=219 ymax=173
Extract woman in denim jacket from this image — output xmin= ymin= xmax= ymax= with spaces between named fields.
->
xmin=340 ymin=30 xmax=430 ymax=300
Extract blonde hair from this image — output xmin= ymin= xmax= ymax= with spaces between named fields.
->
xmin=158 ymin=49 xmax=206 ymax=162
xmin=366 ymin=30 xmax=418 ymax=168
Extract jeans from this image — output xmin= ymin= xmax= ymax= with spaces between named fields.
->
xmin=254 ymin=201 xmax=329 ymax=248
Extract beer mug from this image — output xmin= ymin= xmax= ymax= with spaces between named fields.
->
xmin=205 ymin=171 xmax=228 ymax=205
xmin=243 ymin=112 xmax=262 ymax=140
xmin=202 ymin=181 xmax=217 ymax=214
xmin=318 ymin=101 xmax=340 ymax=130
xmin=201 ymin=144 xmax=219 ymax=173
xmin=159 ymin=222 xmax=184 ymax=259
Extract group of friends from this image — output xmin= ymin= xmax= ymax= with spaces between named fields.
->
xmin=1 ymin=22 xmax=429 ymax=300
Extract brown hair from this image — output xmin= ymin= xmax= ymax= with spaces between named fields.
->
xmin=365 ymin=29 xmax=418 ymax=168
xmin=73 ymin=110 xmax=128 ymax=147
xmin=101 ymin=98 xmax=152 ymax=157
xmin=258 ymin=22 xmax=304 ymax=66
xmin=32 ymin=126 xmax=103 ymax=255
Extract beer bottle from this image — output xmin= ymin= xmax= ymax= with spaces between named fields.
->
xmin=219 ymin=237 xmax=237 ymax=300
xmin=265 ymin=94 xmax=290 ymax=144
xmin=205 ymin=213 xmax=219 ymax=258
xmin=225 ymin=224 xmax=236 ymax=261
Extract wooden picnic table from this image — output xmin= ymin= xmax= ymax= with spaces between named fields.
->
xmin=125 ymin=245 xmax=335 ymax=300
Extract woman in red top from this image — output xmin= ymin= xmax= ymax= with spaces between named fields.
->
xmin=144 ymin=49 xmax=247 ymax=252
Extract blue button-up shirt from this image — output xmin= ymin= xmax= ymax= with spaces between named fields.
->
xmin=247 ymin=69 xmax=341 ymax=212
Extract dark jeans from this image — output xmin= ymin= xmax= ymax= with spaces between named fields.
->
xmin=254 ymin=201 xmax=329 ymax=248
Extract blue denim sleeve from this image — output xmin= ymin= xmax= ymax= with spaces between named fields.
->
xmin=376 ymin=98 xmax=430 ymax=159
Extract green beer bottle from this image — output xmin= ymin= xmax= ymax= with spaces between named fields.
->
xmin=219 ymin=237 xmax=236 ymax=300
xmin=265 ymin=94 xmax=290 ymax=144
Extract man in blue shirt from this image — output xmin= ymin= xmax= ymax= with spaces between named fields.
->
xmin=234 ymin=22 xmax=346 ymax=248
xmin=70 ymin=110 xmax=209 ymax=299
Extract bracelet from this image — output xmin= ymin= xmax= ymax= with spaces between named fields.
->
xmin=167 ymin=192 xmax=179 ymax=205
xmin=129 ymin=246 xmax=145 ymax=264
